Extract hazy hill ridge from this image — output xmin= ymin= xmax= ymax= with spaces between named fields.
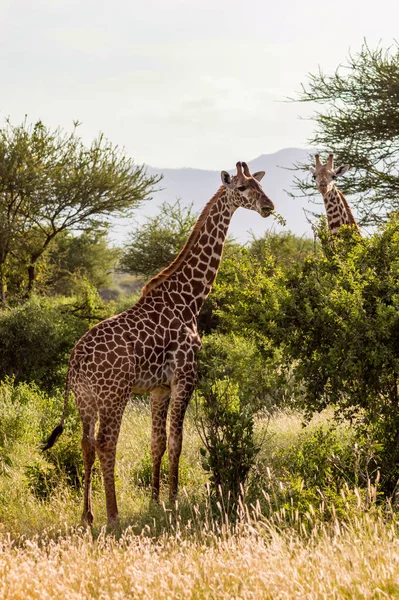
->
xmin=114 ymin=148 xmax=319 ymax=242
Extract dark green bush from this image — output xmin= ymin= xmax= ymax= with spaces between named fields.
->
xmin=0 ymin=296 xmax=88 ymax=390
xmin=0 ymin=378 xmax=87 ymax=497
xmin=0 ymin=378 xmax=46 ymax=474
xmin=196 ymin=377 xmax=260 ymax=509
xmin=25 ymin=461 xmax=59 ymax=500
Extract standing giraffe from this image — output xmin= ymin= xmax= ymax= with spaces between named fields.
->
xmin=42 ymin=161 xmax=275 ymax=527
xmin=310 ymin=153 xmax=360 ymax=234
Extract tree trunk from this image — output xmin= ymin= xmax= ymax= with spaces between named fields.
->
xmin=27 ymin=264 xmax=35 ymax=296
xmin=0 ymin=278 xmax=6 ymax=308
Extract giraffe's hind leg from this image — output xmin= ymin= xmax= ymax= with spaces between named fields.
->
xmin=81 ymin=417 xmax=97 ymax=525
xmin=77 ymin=398 xmax=98 ymax=525
xmin=95 ymin=399 xmax=126 ymax=527
xmin=150 ymin=386 xmax=171 ymax=502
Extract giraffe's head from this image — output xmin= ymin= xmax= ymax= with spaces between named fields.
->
xmin=310 ymin=153 xmax=350 ymax=196
xmin=221 ymin=161 xmax=274 ymax=217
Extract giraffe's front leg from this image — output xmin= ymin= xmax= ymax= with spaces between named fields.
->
xmin=150 ymin=386 xmax=171 ymax=502
xmin=168 ymin=376 xmax=196 ymax=502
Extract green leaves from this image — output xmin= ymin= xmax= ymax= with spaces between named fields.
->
xmin=269 ymin=219 xmax=399 ymax=493
xmin=293 ymin=42 xmax=399 ymax=225
xmin=195 ymin=376 xmax=260 ymax=507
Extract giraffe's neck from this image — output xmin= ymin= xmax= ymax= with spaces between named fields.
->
xmin=143 ymin=187 xmax=236 ymax=319
xmin=322 ymin=186 xmax=359 ymax=234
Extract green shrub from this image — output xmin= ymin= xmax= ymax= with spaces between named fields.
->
xmin=196 ymin=378 xmax=260 ymax=509
xmin=0 ymin=378 xmax=86 ymax=496
xmin=198 ymin=333 xmax=274 ymax=410
xmin=252 ymin=412 xmax=382 ymax=522
xmin=0 ymin=297 xmax=87 ymax=390
xmin=270 ymin=218 xmax=399 ymax=494
xmin=25 ymin=460 xmax=59 ymax=500
xmin=0 ymin=378 xmax=42 ymax=446
xmin=273 ymin=421 xmax=381 ymax=491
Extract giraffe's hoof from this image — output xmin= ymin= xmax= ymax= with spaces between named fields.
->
xmin=151 ymin=491 xmax=160 ymax=503
xmin=106 ymin=515 xmax=120 ymax=531
xmin=149 ymin=497 xmax=160 ymax=511
xmin=81 ymin=511 xmax=94 ymax=526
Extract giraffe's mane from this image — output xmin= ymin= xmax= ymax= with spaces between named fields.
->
xmin=141 ymin=186 xmax=226 ymax=296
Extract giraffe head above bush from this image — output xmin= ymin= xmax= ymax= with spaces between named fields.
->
xmin=309 ymin=153 xmax=359 ymax=235
xmin=309 ymin=153 xmax=350 ymax=196
xmin=221 ymin=161 xmax=275 ymax=217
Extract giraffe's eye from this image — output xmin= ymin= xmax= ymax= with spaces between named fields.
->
xmin=331 ymin=174 xmax=337 ymax=180
xmin=237 ymin=185 xmax=246 ymax=192
xmin=312 ymin=174 xmax=316 ymax=180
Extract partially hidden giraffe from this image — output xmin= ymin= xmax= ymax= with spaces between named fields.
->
xmin=310 ymin=153 xmax=360 ymax=234
xmin=42 ymin=161 xmax=275 ymax=527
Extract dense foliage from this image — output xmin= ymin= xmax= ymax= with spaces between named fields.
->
xmin=294 ymin=42 xmax=399 ymax=225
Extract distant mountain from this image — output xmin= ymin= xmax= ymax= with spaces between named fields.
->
xmin=111 ymin=148 xmax=321 ymax=243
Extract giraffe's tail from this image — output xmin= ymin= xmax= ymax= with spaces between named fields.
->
xmin=41 ymin=371 xmax=72 ymax=451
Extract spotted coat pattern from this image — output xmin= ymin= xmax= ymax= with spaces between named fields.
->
xmin=310 ymin=153 xmax=360 ymax=235
xmin=45 ymin=161 xmax=274 ymax=527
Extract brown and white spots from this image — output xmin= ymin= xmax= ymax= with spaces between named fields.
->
xmin=309 ymin=153 xmax=360 ymax=235
xmin=43 ymin=161 xmax=274 ymax=528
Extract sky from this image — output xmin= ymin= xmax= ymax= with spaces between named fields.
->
xmin=1 ymin=0 xmax=398 ymax=170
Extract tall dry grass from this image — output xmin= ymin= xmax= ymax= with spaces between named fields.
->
xmin=2 ymin=389 xmax=398 ymax=598
xmin=1 ymin=509 xmax=399 ymax=599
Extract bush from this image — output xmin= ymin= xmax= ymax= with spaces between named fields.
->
xmin=196 ymin=377 xmax=260 ymax=509
xmin=251 ymin=411 xmax=382 ymax=522
xmin=25 ymin=460 xmax=59 ymax=500
xmin=0 ymin=378 xmax=43 ymax=447
xmin=198 ymin=333 xmax=276 ymax=410
xmin=269 ymin=218 xmax=399 ymax=494
xmin=0 ymin=277 xmax=120 ymax=392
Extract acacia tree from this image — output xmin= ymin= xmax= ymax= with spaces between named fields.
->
xmin=0 ymin=119 xmax=160 ymax=304
xmin=44 ymin=229 xmax=121 ymax=295
xmin=119 ymin=199 xmax=197 ymax=278
xmin=294 ymin=42 xmax=399 ymax=225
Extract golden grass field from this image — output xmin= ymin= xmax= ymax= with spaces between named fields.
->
xmin=1 ymin=401 xmax=399 ymax=598
xmin=1 ymin=511 xmax=399 ymax=598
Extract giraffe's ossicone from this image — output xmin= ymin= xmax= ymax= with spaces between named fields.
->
xmin=42 ymin=161 xmax=275 ymax=527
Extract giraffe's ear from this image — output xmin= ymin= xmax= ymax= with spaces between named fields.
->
xmin=309 ymin=166 xmax=316 ymax=175
xmin=221 ymin=171 xmax=232 ymax=187
xmin=334 ymin=164 xmax=350 ymax=177
xmin=252 ymin=171 xmax=265 ymax=182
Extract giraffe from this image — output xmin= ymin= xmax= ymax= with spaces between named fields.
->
xmin=42 ymin=161 xmax=275 ymax=527
xmin=310 ymin=153 xmax=360 ymax=234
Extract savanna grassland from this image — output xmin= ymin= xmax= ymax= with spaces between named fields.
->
xmin=2 ymin=381 xmax=399 ymax=600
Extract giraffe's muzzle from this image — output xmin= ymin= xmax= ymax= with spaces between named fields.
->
xmin=259 ymin=196 xmax=275 ymax=217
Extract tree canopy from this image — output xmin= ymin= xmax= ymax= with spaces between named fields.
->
xmin=294 ymin=42 xmax=399 ymax=226
xmin=0 ymin=118 xmax=160 ymax=304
